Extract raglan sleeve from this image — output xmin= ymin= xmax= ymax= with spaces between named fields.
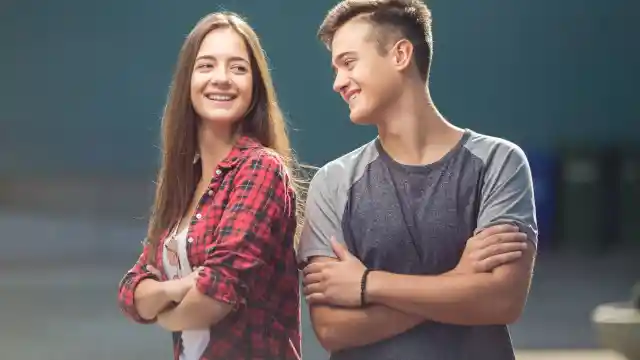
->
xmin=476 ymin=142 xmax=539 ymax=247
xmin=296 ymin=165 xmax=346 ymax=266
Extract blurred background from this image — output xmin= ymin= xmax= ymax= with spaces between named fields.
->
xmin=1 ymin=0 xmax=638 ymax=359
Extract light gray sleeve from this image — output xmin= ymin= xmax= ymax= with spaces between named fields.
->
xmin=296 ymin=166 xmax=346 ymax=265
xmin=476 ymin=143 xmax=538 ymax=247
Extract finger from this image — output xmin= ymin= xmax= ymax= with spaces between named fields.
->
xmin=303 ymin=283 xmax=324 ymax=296
xmin=474 ymin=251 xmax=523 ymax=272
xmin=475 ymin=224 xmax=520 ymax=239
xmin=484 ymin=232 xmax=528 ymax=246
xmin=146 ymin=265 xmax=162 ymax=278
xmin=305 ymin=293 xmax=328 ymax=305
xmin=303 ymin=263 xmax=326 ymax=276
xmin=330 ymin=237 xmax=352 ymax=261
xmin=477 ymin=242 xmax=528 ymax=261
xmin=302 ymin=273 xmax=324 ymax=286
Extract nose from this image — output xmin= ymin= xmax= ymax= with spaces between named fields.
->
xmin=332 ymin=70 xmax=348 ymax=94
xmin=210 ymin=66 xmax=231 ymax=88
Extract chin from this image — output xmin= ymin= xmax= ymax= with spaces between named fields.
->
xmin=199 ymin=109 xmax=243 ymax=124
xmin=349 ymin=109 xmax=375 ymax=125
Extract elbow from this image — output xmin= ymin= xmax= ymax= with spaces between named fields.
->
xmin=315 ymin=324 xmax=346 ymax=353
xmin=118 ymin=301 xmax=156 ymax=325
xmin=205 ymin=303 xmax=234 ymax=326
xmin=117 ymin=294 xmax=155 ymax=324
xmin=117 ymin=282 xmax=157 ymax=324
xmin=496 ymin=297 xmax=526 ymax=324
xmin=133 ymin=306 xmax=158 ymax=323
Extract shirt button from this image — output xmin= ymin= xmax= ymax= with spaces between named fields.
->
xmin=215 ymin=169 xmax=222 ymax=175
xmin=207 ymin=190 xmax=213 ymax=196
xmin=195 ymin=213 xmax=202 ymax=220
xmin=187 ymin=237 xmax=194 ymax=243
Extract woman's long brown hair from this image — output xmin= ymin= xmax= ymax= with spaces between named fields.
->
xmin=145 ymin=12 xmax=309 ymax=264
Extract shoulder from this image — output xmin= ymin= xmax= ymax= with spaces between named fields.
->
xmin=239 ymin=146 xmax=288 ymax=177
xmin=310 ymin=139 xmax=379 ymax=192
xmin=463 ymin=130 xmax=529 ymax=170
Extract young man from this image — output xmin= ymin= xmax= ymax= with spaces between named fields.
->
xmin=297 ymin=1 xmax=537 ymax=359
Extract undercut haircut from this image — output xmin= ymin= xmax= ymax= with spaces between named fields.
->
xmin=318 ymin=0 xmax=433 ymax=81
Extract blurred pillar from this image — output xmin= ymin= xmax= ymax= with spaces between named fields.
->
xmin=556 ymin=146 xmax=618 ymax=254
xmin=525 ymin=148 xmax=559 ymax=252
xmin=619 ymin=146 xmax=640 ymax=251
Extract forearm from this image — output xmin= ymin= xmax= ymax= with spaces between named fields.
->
xmin=311 ymin=303 xmax=424 ymax=352
xmin=133 ymin=279 xmax=174 ymax=321
xmin=157 ymin=287 xmax=233 ymax=332
xmin=366 ymin=271 xmax=517 ymax=325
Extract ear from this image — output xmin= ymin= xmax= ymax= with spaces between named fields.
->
xmin=389 ymin=39 xmax=414 ymax=73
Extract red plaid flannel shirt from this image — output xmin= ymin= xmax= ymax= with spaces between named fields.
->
xmin=118 ymin=136 xmax=301 ymax=360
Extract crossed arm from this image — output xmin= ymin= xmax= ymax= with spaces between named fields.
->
xmin=364 ymin=239 xmax=536 ymax=324
xmin=306 ymin=233 xmax=535 ymax=352
xmin=118 ymin=152 xmax=291 ymax=331
xmin=307 ymin=257 xmax=424 ymax=352
xmin=300 ymin=144 xmax=537 ymax=352
xmin=155 ymin=283 xmax=233 ymax=332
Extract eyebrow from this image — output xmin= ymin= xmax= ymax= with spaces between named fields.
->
xmin=195 ymin=54 xmax=250 ymax=63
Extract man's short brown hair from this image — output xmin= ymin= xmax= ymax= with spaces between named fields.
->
xmin=318 ymin=0 xmax=433 ymax=80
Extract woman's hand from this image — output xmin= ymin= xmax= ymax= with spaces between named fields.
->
xmin=147 ymin=265 xmax=203 ymax=303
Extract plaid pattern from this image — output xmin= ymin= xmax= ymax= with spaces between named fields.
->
xmin=118 ymin=136 xmax=301 ymax=360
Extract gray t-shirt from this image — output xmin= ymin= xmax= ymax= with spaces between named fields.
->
xmin=297 ymin=129 xmax=537 ymax=360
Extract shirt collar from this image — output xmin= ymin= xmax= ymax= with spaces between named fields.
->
xmin=217 ymin=135 xmax=262 ymax=169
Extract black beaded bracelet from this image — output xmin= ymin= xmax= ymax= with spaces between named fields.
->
xmin=360 ymin=268 xmax=372 ymax=307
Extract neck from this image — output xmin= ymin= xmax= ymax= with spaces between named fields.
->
xmin=197 ymin=122 xmax=236 ymax=181
xmin=376 ymin=81 xmax=463 ymax=165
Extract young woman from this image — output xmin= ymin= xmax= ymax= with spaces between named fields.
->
xmin=117 ymin=12 xmax=303 ymax=360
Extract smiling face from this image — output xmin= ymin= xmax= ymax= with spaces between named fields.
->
xmin=190 ymin=27 xmax=253 ymax=127
xmin=330 ymin=19 xmax=401 ymax=125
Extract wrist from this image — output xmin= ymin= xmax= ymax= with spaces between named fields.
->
xmin=364 ymin=270 xmax=385 ymax=304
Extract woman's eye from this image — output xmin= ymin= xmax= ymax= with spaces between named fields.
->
xmin=232 ymin=65 xmax=248 ymax=73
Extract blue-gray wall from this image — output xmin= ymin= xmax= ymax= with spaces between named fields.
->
xmin=1 ymin=0 xmax=637 ymax=176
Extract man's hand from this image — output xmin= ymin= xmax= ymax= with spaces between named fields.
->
xmin=452 ymin=224 xmax=527 ymax=275
xmin=303 ymin=239 xmax=366 ymax=307
xmin=147 ymin=265 xmax=203 ymax=303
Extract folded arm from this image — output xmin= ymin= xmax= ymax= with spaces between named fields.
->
xmin=157 ymin=151 xmax=294 ymax=331
xmin=118 ymin=245 xmax=172 ymax=323
xmin=366 ymin=241 xmax=535 ymax=325
xmin=367 ymin=143 xmax=538 ymax=325
xmin=156 ymin=285 xmax=233 ymax=331
xmin=308 ymin=257 xmax=424 ymax=352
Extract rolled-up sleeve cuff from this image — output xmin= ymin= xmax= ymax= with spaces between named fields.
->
xmin=118 ymin=271 xmax=158 ymax=324
xmin=296 ymin=248 xmax=337 ymax=269
xmin=195 ymin=267 xmax=244 ymax=308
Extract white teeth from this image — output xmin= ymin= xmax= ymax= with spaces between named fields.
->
xmin=349 ymin=94 xmax=358 ymax=102
xmin=206 ymin=94 xmax=235 ymax=101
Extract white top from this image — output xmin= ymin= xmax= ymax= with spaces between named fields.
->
xmin=162 ymin=226 xmax=210 ymax=360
